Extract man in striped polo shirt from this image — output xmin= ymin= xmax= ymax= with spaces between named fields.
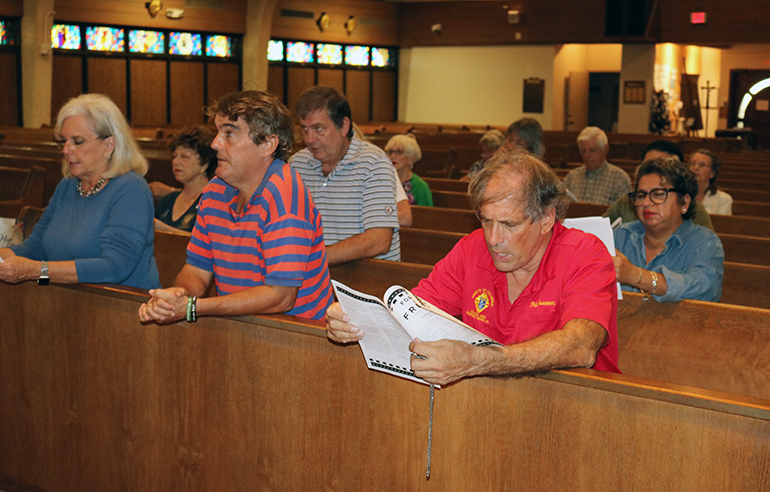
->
xmin=289 ymin=86 xmax=400 ymax=266
xmin=139 ymin=90 xmax=333 ymax=323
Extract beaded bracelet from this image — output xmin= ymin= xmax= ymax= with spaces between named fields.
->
xmin=186 ymin=296 xmax=198 ymax=322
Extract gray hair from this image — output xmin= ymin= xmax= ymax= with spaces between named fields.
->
xmin=506 ymin=118 xmax=545 ymax=157
xmin=384 ymin=134 xmax=422 ymax=167
xmin=55 ymin=93 xmax=148 ymax=178
xmin=479 ymin=129 xmax=505 ymax=151
xmin=469 ymin=150 xmax=569 ymax=222
xmin=577 ymin=126 xmax=608 ymax=151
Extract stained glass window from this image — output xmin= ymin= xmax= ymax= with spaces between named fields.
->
xmin=371 ymin=48 xmax=393 ymax=67
xmin=206 ymin=35 xmax=232 ymax=57
xmin=316 ymin=43 xmax=343 ymax=65
xmin=286 ymin=41 xmax=314 ymax=63
xmin=169 ymin=32 xmax=202 ymax=56
xmin=0 ymin=21 xmax=7 ymax=46
xmin=52 ymin=24 xmax=81 ymax=50
xmin=267 ymin=40 xmax=284 ymax=61
xmin=129 ymin=30 xmax=164 ymax=54
xmin=345 ymin=45 xmax=369 ymax=66
xmin=85 ymin=26 xmax=124 ymax=52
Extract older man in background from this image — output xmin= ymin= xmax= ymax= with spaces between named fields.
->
xmin=563 ymin=126 xmax=631 ymax=205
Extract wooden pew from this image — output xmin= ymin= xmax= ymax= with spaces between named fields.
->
xmin=721 ymin=261 xmax=770 ymax=310
xmin=720 ymin=233 xmax=770 ymax=266
xmin=423 ymin=177 xmax=468 ymax=193
xmin=711 ymin=214 xmax=770 ymax=237
xmin=0 ymin=154 xmax=62 ymax=206
xmin=2 ymin=281 xmax=770 ymax=491
xmin=400 ymin=228 xmax=464 ymax=265
xmin=431 ymin=190 xmax=471 ymax=209
xmin=0 ymin=165 xmax=46 ymax=218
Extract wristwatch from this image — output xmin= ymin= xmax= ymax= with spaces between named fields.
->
xmin=38 ymin=261 xmax=49 ymax=286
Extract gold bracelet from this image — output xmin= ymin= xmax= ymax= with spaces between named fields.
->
xmin=637 ymin=267 xmax=644 ymax=289
xmin=650 ymin=271 xmax=658 ymax=296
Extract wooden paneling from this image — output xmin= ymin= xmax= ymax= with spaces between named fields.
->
xmin=267 ymin=65 xmax=285 ymax=102
xmin=2 ymin=282 xmax=770 ymax=491
xmin=0 ymin=53 xmax=19 ymax=126
xmin=371 ymin=70 xmax=396 ymax=122
xmin=207 ymin=62 xmax=240 ymax=106
xmin=346 ymin=69 xmax=371 ymax=123
xmin=53 ymin=0 xmax=247 ymax=34
xmin=0 ymin=0 xmax=22 ymax=16
xmin=272 ymin=0 xmax=399 ymax=46
xmin=286 ymin=66 xmax=316 ymax=114
xmin=130 ymin=59 xmax=167 ymax=126
xmin=170 ymin=61 xmax=205 ymax=125
xmin=88 ymin=57 xmax=128 ymax=116
xmin=51 ymin=56 xmax=83 ymax=123
xmin=660 ymin=0 xmax=770 ymax=44
xmin=317 ymin=68 xmax=344 ymax=94
xmin=400 ymin=0 xmax=607 ymax=47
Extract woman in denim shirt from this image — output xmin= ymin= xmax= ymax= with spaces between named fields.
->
xmin=613 ymin=158 xmax=724 ymax=302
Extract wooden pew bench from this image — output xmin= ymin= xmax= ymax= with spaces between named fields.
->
xmin=2 ymin=281 xmax=770 ymax=491
xmin=0 ymin=165 xmax=46 ymax=218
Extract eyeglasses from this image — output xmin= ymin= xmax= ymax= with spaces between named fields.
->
xmin=54 ymin=136 xmax=105 ymax=151
xmin=628 ymin=188 xmax=678 ymax=206
xmin=689 ymin=161 xmax=711 ymax=171
xmin=386 ymin=149 xmax=405 ymax=156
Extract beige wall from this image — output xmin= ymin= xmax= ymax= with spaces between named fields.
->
xmin=618 ymin=44 xmax=655 ymax=134
xmin=399 ymin=45 xmax=556 ymax=128
xmin=552 ymin=44 xmax=622 ymax=130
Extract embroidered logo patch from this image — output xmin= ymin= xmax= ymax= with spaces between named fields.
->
xmin=466 ymin=288 xmax=494 ymax=324
xmin=474 ymin=289 xmax=492 ymax=313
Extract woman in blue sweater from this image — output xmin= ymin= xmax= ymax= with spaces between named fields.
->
xmin=0 ymin=94 xmax=160 ymax=290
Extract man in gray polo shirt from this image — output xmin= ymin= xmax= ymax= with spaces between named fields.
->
xmin=289 ymin=86 xmax=400 ymax=266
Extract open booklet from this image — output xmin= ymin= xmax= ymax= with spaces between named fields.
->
xmin=331 ymin=280 xmax=500 ymax=387
xmin=562 ymin=216 xmax=623 ymax=300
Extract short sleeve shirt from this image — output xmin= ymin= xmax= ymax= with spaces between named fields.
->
xmin=290 ymin=137 xmax=400 ymax=261
xmin=412 ymin=222 xmax=620 ymax=373
xmin=186 ymin=159 xmax=333 ymax=320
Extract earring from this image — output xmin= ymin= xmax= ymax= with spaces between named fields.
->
xmin=682 ymin=208 xmax=687 ymax=213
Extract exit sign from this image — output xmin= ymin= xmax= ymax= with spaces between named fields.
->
xmin=691 ymin=12 xmax=707 ymax=24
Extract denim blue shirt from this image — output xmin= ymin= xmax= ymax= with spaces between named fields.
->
xmin=613 ymin=219 xmax=724 ymax=302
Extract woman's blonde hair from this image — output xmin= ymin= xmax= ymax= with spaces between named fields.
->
xmin=55 ymin=93 xmax=148 ymax=178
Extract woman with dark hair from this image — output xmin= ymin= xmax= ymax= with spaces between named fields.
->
xmin=688 ymin=149 xmax=733 ymax=215
xmin=613 ymin=157 xmax=724 ymax=302
xmin=504 ymin=118 xmax=545 ymax=157
xmin=154 ymin=126 xmax=217 ymax=232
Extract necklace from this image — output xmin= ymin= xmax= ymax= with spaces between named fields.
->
xmin=77 ymin=178 xmax=107 ymax=197
xmin=644 ymin=236 xmax=665 ymax=252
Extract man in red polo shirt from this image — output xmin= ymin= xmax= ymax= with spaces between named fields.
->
xmin=326 ymin=150 xmax=619 ymax=385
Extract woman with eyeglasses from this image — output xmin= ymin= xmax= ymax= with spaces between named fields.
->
xmin=612 ymin=157 xmax=724 ymax=302
xmin=0 ymin=94 xmax=160 ymax=290
xmin=384 ymin=134 xmax=433 ymax=207
xmin=688 ymin=149 xmax=733 ymax=215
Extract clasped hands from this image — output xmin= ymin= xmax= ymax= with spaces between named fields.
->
xmin=138 ymin=287 xmax=189 ymax=324
xmin=325 ymin=302 xmax=482 ymax=385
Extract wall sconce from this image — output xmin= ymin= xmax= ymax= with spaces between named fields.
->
xmin=431 ymin=23 xmax=442 ymax=35
xmin=508 ymin=10 xmax=520 ymax=24
xmin=317 ymin=12 xmax=331 ymax=32
xmin=145 ymin=0 xmax=162 ymax=18
xmin=345 ymin=16 xmax=356 ymax=36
